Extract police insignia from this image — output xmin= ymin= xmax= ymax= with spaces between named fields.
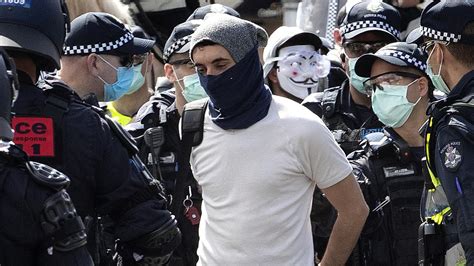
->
xmin=441 ymin=142 xmax=462 ymax=170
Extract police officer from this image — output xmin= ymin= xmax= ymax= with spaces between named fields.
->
xmin=350 ymin=42 xmax=432 ymax=265
xmin=419 ymin=1 xmax=474 ymax=264
xmin=302 ymin=0 xmax=402 ymax=154
xmin=0 ymin=48 xmax=92 ymax=265
xmin=0 ymin=3 xmax=180 ymax=265
xmin=127 ymin=19 xmax=204 ymax=265
xmin=104 ymin=26 xmax=155 ymax=126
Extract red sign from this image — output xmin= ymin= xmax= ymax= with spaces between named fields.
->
xmin=12 ymin=117 xmax=55 ymax=157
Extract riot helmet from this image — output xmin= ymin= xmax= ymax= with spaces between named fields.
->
xmin=0 ymin=48 xmax=19 ymax=141
xmin=0 ymin=0 xmax=70 ymax=71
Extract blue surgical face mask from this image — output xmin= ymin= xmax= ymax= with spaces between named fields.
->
xmin=347 ymin=55 xmax=368 ymax=95
xmin=182 ymin=73 xmax=207 ymax=102
xmin=97 ymin=55 xmax=145 ymax=101
xmin=372 ymin=79 xmax=421 ymax=128
xmin=426 ymin=44 xmax=450 ymax=95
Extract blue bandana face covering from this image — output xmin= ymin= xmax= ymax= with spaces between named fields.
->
xmin=97 ymin=55 xmax=145 ymax=101
xmin=198 ymin=46 xmax=272 ymax=130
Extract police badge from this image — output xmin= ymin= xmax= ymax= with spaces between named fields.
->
xmin=441 ymin=141 xmax=462 ymax=171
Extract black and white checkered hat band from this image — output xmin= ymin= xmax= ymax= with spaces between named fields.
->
xmin=163 ymin=35 xmax=192 ymax=62
xmin=341 ymin=20 xmax=400 ymax=39
xmin=63 ymin=32 xmax=134 ymax=55
xmin=378 ymin=49 xmax=427 ymax=71
xmin=421 ymin=26 xmax=461 ymax=43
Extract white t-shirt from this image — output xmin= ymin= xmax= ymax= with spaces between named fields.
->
xmin=190 ymin=96 xmax=352 ymax=265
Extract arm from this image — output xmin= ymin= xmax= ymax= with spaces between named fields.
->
xmin=320 ymin=173 xmax=369 ymax=266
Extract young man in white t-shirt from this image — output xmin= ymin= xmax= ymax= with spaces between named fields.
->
xmin=187 ymin=14 xmax=369 ymax=265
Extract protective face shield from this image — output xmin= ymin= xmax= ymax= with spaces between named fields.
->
xmin=274 ymin=45 xmax=330 ymax=100
xmin=96 ymin=55 xmax=145 ymax=102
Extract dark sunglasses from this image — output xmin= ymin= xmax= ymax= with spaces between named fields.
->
xmin=119 ymin=53 xmax=148 ymax=67
xmin=343 ymin=41 xmax=389 ymax=58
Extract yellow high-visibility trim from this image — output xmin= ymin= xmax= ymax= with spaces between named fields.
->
xmin=430 ymin=207 xmax=451 ymax=224
xmin=425 ymin=117 xmax=441 ymax=187
xmin=106 ymin=102 xmax=133 ymax=126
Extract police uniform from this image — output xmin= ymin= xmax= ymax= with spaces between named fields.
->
xmin=0 ymin=48 xmax=92 ymax=265
xmin=303 ymin=80 xmax=384 ymax=154
xmin=129 ymin=18 xmax=212 ymax=265
xmin=0 ymin=143 xmax=93 ymax=266
xmin=0 ymin=4 xmax=180 ymax=265
xmin=347 ymin=42 xmax=432 ymax=265
xmin=349 ymin=129 xmax=425 ymax=265
xmin=419 ymin=1 xmax=474 ymax=264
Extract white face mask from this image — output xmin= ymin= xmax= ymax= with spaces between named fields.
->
xmin=272 ymin=45 xmax=331 ymax=100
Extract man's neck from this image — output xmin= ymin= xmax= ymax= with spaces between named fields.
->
xmin=446 ymin=64 xmax=472 ymax=91
xmin=113 ymin=86 xmax=152 ymax=117
xmin=349 ymin=84 xmax=371 ymax=108
xmin=393 ymin=102 xmax=429 ymax=147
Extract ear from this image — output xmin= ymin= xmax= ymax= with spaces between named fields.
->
xmin=164 ymin=63 xmax=177 ymax=82
xmin=86 ymin=54 xmax=100 ymax=76
xmin=268 ymin=67 xmax=279 ymax=85
xmin=334 ymin=28 xmax=343 ymax=47
xmin=418 ymin=76 xmax=429 ymax=98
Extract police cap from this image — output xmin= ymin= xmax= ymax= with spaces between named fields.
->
xmin=355 ymin=42 xmax=427 ymax=78
xmin=420 ymin=0 xmax=474 ymax=44
xmin=163 ymin=20 xmax=202 ymax=63
xmin=63 ymin=12 xmax=155 ymax=57
xmin=0 ymin=0 xmax=69 ymax=71
xmin=340 ymin=0 xmax=401 ymax=41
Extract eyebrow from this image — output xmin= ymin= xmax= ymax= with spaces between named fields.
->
xmin=195 ymin=57 xmax=230 ymax=66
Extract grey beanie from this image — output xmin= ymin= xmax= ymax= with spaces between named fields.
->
xmin=190 ymin=13 xmax=268 ymax=63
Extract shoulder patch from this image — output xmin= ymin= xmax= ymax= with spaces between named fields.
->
xmin=440 ymin=141 xmax=462 ymax=171
xmin=26 ymin=161 xmax=70 ymax=191
xmin=12 ymin=117 xmax=55 ymax=157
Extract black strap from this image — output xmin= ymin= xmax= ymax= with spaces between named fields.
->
xmin=322 ymin=87 xmax=339 ymax=118
xmin=171 ymin=99 xmax=208 ymax=216
xmin=103 ymin=115 xmax=139 ymax=155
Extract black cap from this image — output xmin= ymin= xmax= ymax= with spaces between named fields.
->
xmin=0 ymin=0 xmax=69 ymax=71
xmin=186 ymin=4 xmax=240 ymax=21
xmin=355 ymin=42 xmax=427 ymax=77
xmin=64 ymin=12 xmax=155 ymax=56
xmin=163 ymin=20 xmax=202 ymax=63
xmin=131 ymin=25 xmax=152 ymax=40
xmin=421 ymin=0 xmax=474 ymax=44
xmin=340 ymin=0 xmax=401 ymax=41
